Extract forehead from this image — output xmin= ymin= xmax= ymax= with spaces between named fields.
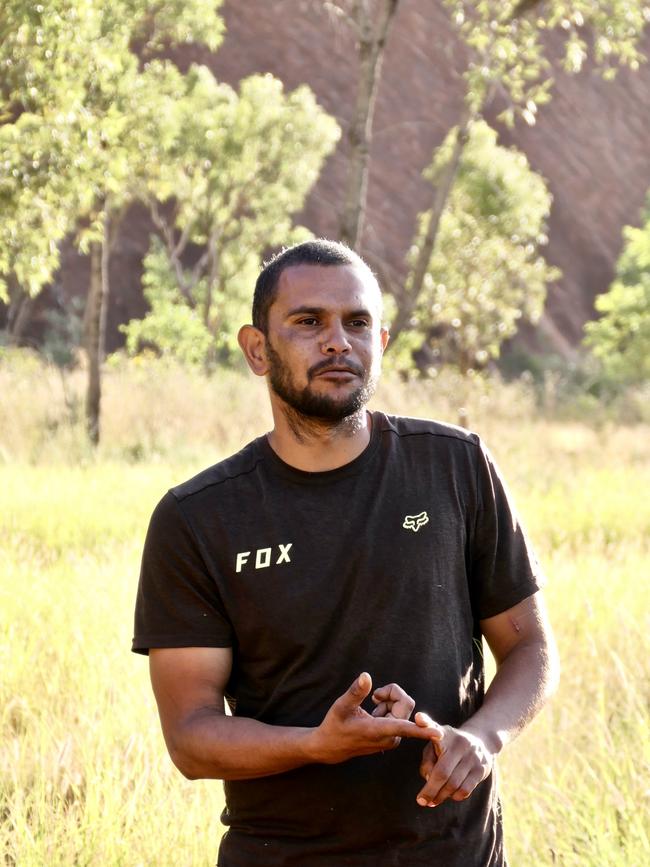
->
xmin=273 ymin=263 xmax=382 ymax=315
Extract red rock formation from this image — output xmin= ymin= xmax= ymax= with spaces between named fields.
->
xmin=58 ymin=0 xmax=650 ymax=356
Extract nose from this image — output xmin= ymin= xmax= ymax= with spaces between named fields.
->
xmin=321 ymin=319 xmax=351 ymax=355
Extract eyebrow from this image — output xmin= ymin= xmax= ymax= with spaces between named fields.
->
xmin=285 ymin=306 xmax=373 ymax=319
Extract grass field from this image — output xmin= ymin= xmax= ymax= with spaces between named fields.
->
xmin=1 ymin=356 xmax=649 ymax=865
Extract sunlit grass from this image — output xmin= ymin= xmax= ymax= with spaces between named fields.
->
xmin=2 ymin=356 xmax=649 ymax=865
xmin=500 ymin=541 xmax=650 ymax=866
xmin=2 ymin=476 xmax=225 ymax=866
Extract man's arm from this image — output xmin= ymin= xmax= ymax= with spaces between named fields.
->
xmin=149 ymin=646 xmax=433 ymax=781
xmin=414 ymin=590 xmax=559 ymax=807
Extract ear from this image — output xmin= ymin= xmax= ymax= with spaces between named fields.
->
xmin=380 ymin=327 xmax=390 ymax=354
xmin=238 ymin=325 xmax=269 ymax=376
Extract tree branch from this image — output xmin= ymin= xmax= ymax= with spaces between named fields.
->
xmin=149 ymin=199 xmax=196 ymax=307
xmin=339 ymin=0 xmax=400 ymax=249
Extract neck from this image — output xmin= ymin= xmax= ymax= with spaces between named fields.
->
xmin=267 ymin=402 xmax=372 ymax=472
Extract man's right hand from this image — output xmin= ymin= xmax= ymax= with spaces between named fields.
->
xmin=151 ymin=650 xmax=432 ymax=781
xmin=306 ymin=672 xmax=433 ymax=765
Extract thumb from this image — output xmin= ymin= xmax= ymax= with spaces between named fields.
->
xmin=340 ymin=672 xmax=373 ymax=709
xmin=414 ymin=711 xmax=444 ymax=740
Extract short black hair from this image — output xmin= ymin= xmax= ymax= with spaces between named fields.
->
xmin=252 ymin=239 xmax=378 ymax=333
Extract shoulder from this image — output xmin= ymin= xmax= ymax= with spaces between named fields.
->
xmin=374 ymin=411 xmax=480 ymax=451
xmin=169 ymin=437 xmax=265 ymax=507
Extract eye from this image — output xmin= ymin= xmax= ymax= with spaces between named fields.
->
xmin=297 ymin=317 xmax=320 ymax=326
xmin=348 ymin=319 xmax=370 ymax=328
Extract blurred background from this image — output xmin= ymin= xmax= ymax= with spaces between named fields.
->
xmin=1 ymin=3 xmax=649 ymax=866
xmin=2 ymin=0 xmax=650 ymax=449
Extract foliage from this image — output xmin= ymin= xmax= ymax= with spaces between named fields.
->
xmin=0 ymin=112 xmax=90 ymax=299
xmin=147 ymin=68 xmax=338 ymax=254
xmin=0 ymin=0 xmax=225 ymax=302
xmin=122 ymin=238 xmax=218 ymax=366
xmin=399 ymin=121 xmax=558 ymax=372
xmin=123 ymin=67 xmax=339 ymax=365
xmin=385 ymin=0 xmax=649 ymax=363
xmin=0 ymin=0 xmax=224 ymax=114
xmin=445 ymin=0 xmax=650 ymax=124
xmin=583 ymin=197 xmax=650 ymax=384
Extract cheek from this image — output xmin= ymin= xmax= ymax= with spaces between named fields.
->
xmin=284 ymin=344 xmax=311 ymax=371
xmin=269 ymin=340 xmax=311 ymax=380
xmin=367 ymin=336 xmax=385 ymax=363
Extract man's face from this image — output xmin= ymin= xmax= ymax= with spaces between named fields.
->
xmin=263 ymin=263 xmax=389 ymax=422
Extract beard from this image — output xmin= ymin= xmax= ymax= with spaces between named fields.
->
xmin=265 ymin=340 xmax=378 ymax=423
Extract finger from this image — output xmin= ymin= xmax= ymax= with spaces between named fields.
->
xmin=357 ymin=734 xmax=402 ymax=756
xmin=371 ymin=701 xmax=390 ymax=717
xmin=450 ymin=768 xmax=484 ymax=802
xmin=337 ymin=672 xmax=373 ymax=711
xmin=417 ymin=750 xmax=480 ymax=807
xmin=373 ymin=683 xmax=415 ymax=719
xmin=414 ymin=712 xmax=444 ymax=740
xmin=416 ymin=754 xmax=466 ymax=807
xmin=372 ymin=718 xmax=437 ymax=741
xmin=429 ymin=759 xmax=475 ymax=806
xmin=378 ymin=735 xmax=401 ymax=751
xmin=372 ymin=683 xmax=408 ymax=702
xmin=419 ymin=741 xmax=435 ymax=780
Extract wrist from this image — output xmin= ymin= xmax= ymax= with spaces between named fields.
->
xmin=301 ymin=725 xmax=327 ymax=764
xmin=459 ymin=718 xmax=506 ymax=756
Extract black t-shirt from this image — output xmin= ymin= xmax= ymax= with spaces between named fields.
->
xmin=133 ymin=412 xmax=544 ymax=866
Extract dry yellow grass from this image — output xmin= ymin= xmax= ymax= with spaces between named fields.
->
xmin=1 ymin=353 xmax=649 ymax=865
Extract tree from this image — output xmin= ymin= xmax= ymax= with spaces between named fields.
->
xmin=583 ymin=197 xmax=650 ymax=385
xmin=0 ymin=112 xmax=95 ymax=343
xmin=393 ymin=121 xmax=559 ymax=372
xmin=0 ymin=1 xmax=225 ymax=303
xmin=71 ymin=59 xmax=198 ymax=445
xmin=122 ymin=237 xmax=216 ymax=366
xmin=0 ymin=0 xmax=225 ymax=442
xmin=382 ymin=0 xmax=650 ymax=351
xmin=122 ymin=67 xmax=340 ymax=367
xmin=322 ymin=0 xmax=400 ymax=249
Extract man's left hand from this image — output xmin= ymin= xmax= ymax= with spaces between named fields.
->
xmin=371 ymin=682 xmax=416 ymax=720
xmin=414 ymin=712 xmax=495 ymax=807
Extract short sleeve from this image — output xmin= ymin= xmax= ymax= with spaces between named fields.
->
xmin=132 ymin=491 xmax=233 ymax=654
xmin=469 ymin=440 xmax=545 ymax=620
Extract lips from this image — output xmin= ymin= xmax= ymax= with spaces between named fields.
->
xmin=308 ymin=358 xmax=365 ymax=380
xmin=313 ymin=367 xmax=361 ymax=382
xmin=316 ymin=366 xmax=357 ymax=376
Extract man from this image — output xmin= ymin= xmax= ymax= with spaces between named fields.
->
xmin=133 ymin=239 xmax=559 ymax=866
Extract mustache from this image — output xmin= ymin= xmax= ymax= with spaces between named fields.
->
xmin=308 ymin=357 xmax=365 ymax=379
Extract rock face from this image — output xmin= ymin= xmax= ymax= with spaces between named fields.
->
xmin=63 ymin=1 xmax=650 ymax=355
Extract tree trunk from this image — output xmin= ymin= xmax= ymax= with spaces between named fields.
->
xmin=6 ymin=280 xmax=34 ymax=346
xmin=388 ymin=114 xmax=472 ymax=347
xmin=82 ymin=205 xmax=120 ymax=445
xmin=202 ymin=233 xmax=220 ymax=328
xmin=84 ymin=205 xmax=114 ymax=446
xmin=84 ymin=238 xmax=103 ymax=445
xmin=98 ymin=208 xmax=112 ymax=364
xmin=339 ymin=0 xmax=399 ymax=250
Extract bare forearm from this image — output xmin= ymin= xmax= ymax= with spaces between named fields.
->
xmin=461 ymin=637 xmax=560 ymax=753
xmin=164 ymin=674 xmax=432 ymax=781
xmin=169 ymin=709 xmax=316 ymax=781
xmin=414 ymin=595 xmax=560 ymax=809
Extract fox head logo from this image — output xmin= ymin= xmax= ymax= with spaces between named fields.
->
xmin=402 ymin=511 xmax=429 ymax=532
